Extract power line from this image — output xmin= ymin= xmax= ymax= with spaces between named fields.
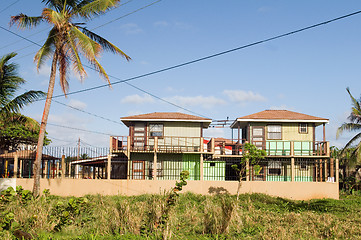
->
xmin=46 ymin=123 xmax=116 ymax=136
xmin=4 ymin=9 xmax=361 ymax=121
xmin=7 ymin=0 xmax=159 ymax=55
xmin=52 ymin=99 xmax=124 ymax=125
xmin=92 ymin=0 xmax=162 ymax=30
xmin=23 ymin=9 xmax=361 ymax=103
xmin=0 ymin=0 xmax=21 ymax=14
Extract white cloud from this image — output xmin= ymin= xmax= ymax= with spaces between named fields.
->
xmin=121 ymin=94 xmax=155 ymax=104
xmin=165 ymin=95 xmax=226 ymax=109
xmin=269 ymin=105 xmax=294 ymax=111
xmin=120 ymin=23 xmax=143 ymax=35
xmin=203 ymin=128 xmax=225 ymax=138
xmin=35 ymin=63 xmax=51 ymax=76
xmin=68 ymin=99 xmax=87 ymax=110
xmin=223 ymin=90 xmax=266 ymax=103
xmin=174 ymin=21 xmax=192 ymax=30
xmin=154 ymin=21 xmax=169 ymax=27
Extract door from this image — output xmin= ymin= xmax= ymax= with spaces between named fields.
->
xmin=132 ymin=123 xmax=146 ymax=150
xmin=132 ymin=160 xmax=145 ymax=179
xmin=252 ymin=126 xmax=265 ymax=150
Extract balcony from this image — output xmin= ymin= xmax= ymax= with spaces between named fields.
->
xmin=110 ymin=136 xmax=330 ymax=157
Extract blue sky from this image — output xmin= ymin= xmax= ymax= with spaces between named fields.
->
xmin=1 ymin=0 xmax=361 ymax=147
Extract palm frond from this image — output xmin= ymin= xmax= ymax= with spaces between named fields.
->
xmin=336 ymin=123 xmax=361 ymax=139
xmin=80 ymin=27 xmax=131 ymax=61
xmin=66 ymin=30 xmax=87 ymax=80
xmin=34 ymin=27 xmax=57 ymax=70
xmin=77 ymin=0 xmax=121 ymax=19
xmin=0 ymin=91 xmax=46 ymax=115
xmin=58 ymin=45 xmax=70 ymax=94
xmin=70 ymin=26 xmax=101 ymax=58
xmin=41 ymin=8 xmax=67 ymax=27
xmin=341 ymin=132 xmax=361 ymax=153
xmin=10 ymin=14 xmax=43 ymax=29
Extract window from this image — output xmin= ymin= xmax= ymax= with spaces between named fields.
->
xmin=268 ymin=161 xmax=282 ymax=176
xmin=267 ymin=125 xmax=282 ymax=140
xmin=149 ymin=123 xmax=163 ymax=137
xmin=299 ymin=123 xmax=308 ymax=134
xmin=149 ymin=161 xmax=163 ymax=177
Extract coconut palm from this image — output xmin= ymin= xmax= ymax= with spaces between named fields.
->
xmin=0 ymin=52 xmax=45 ymax=118
xmin=337 ymin=88 xmax=361 ymax=160
xmin=0 ymin=53 xmax=46 ymax=152
xmin=11 ymin=0 xmax=131 ymax=196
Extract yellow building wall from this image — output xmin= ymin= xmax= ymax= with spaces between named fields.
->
xmin=147 ymin=122 xmax=202 ymax=148
xmin=249 ymin=122 xmax=313 ymax=141
xmin=163 ymin=122 xmax=202 ymax=137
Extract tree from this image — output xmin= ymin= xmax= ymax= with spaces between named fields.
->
xmin=232 ymin=142 xmax=266 ymax=200
xmin=0 ymin=52 xmax=46 ymax=152
xmin=0 ymin=116 xmax=51 ymax=152
xmin=337 ymin=88 xmax=361 ymax=161
xmin=11 ymin=0 xmax=131 ymax=197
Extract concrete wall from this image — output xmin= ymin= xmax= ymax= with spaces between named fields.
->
xmin=15 ymin=178 xmax=339 ymax=200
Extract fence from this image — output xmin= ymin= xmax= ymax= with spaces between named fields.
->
xmin=1 ymin=147 xmax=336 ymax=183
xmin=0 ymin=147 xmax=109 ymax=179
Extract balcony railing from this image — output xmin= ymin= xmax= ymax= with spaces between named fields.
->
xmin=252 ymin=140 xmax=329 ymax=157
xmin=110 ymin=136 xmax=329 ymax=157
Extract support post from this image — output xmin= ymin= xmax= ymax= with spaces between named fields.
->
xmin=107 ymin=154 xmax=111 ymax=180
xmin=5 ymin=160 xmax=8 ymax=178
xmin=211 ymin=138 xmax=215 ymax=153
xmin=127 ymin=136 xmax=131 ymax=157
xmin=291 ymin=157 xmax=295 ymax=182
xmin=200 ymin=137 xmax=204 ymax=153
xmin=153 ymin=137 xmax=158 ymax=180
xmin=19 ymin=159 xmax=22 ymax=178
xmin=323 ymin=123 xmax=326 ymax=142
xmin=56 ymin=162 xmax=60 ymax=178
xmin=45 ymin=161 xmax=48 ymax=179
xmin=13 ymin=154 xmax=18 ymax=178
xmin=200 ymin=154 xmax=204 ymax=181
xmin=290 ymin=141 xmax=294 ymax=156
xmin=330 ymin=158 xmax=334 ymax=182
xmin=61 ymin=155 xmax=65 ymax=178
xmin=246 ymin=159 xmax=250 ymax=181
xmin=324 ymin=159 xmax=328 ymax=181
xmin=335 ymin=158 xmax=339 ymax=183
xmin=68 ymin=162 xmax=71 ymax=178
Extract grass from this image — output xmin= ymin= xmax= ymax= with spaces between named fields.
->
xmin=1 ymin=189 xmax=361 ymax=239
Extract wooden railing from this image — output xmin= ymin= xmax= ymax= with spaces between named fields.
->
xmin=110 ymin=136 xmax=329 ymax=157
xmin=252 ymin=140 xmax=329 ymax=157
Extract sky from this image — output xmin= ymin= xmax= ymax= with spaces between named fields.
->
xmin=1 ymin=0 xmax=361 ymax=148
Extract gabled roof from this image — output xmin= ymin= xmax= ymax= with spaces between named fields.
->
xmin=121 ymin=112 xmax=212 ymax=128
xmin=230 ymin=110 xmax=329 ymax=128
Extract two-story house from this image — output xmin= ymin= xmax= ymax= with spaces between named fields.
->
xmin=230 ymin=110 xmax=331 ymax=182
xmin=111 ymin=112 xmax=212 ymax=180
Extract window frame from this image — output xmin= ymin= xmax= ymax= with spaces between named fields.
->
xmin=267 ymin=124 xmax=282 ymax=140
xmin=299 ymin=123 xmax=308 ymax=134
xmin=148 ymin=123 xmax=164 ymax=138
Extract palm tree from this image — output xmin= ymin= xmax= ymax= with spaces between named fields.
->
xmin=0 ymin=52 xmax=46 ymax=151
xmin=11 ymin=0 xmax=131 ymax=196
xmin=337 ymin=88 xmax=361 ymax=160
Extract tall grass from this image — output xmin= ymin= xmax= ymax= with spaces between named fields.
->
xmin=1 ymin=189 xmax=361 ymax=239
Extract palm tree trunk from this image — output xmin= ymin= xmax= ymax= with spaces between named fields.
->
xmin=33 ymin=52 xmax=58 ymax=197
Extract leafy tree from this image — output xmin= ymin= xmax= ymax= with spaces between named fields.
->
xmin=0 ymin=117 xmax=51 ymax=152
xmin=337 ymin=88 xmax=361 ymax=160
xmin=232 ymin=142 xmax=266 ymax=200
xmin=11 ymin=0 xmax=130 ymax=196
xmin=0 ymin=52 xmax=46 ymax=152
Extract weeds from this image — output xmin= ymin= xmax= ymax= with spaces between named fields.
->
xmin=1 ymin=186 xmax=361 ymax=239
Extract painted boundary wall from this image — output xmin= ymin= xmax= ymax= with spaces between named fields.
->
xmin=13 ymin=178 xmax=339 ymax=200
